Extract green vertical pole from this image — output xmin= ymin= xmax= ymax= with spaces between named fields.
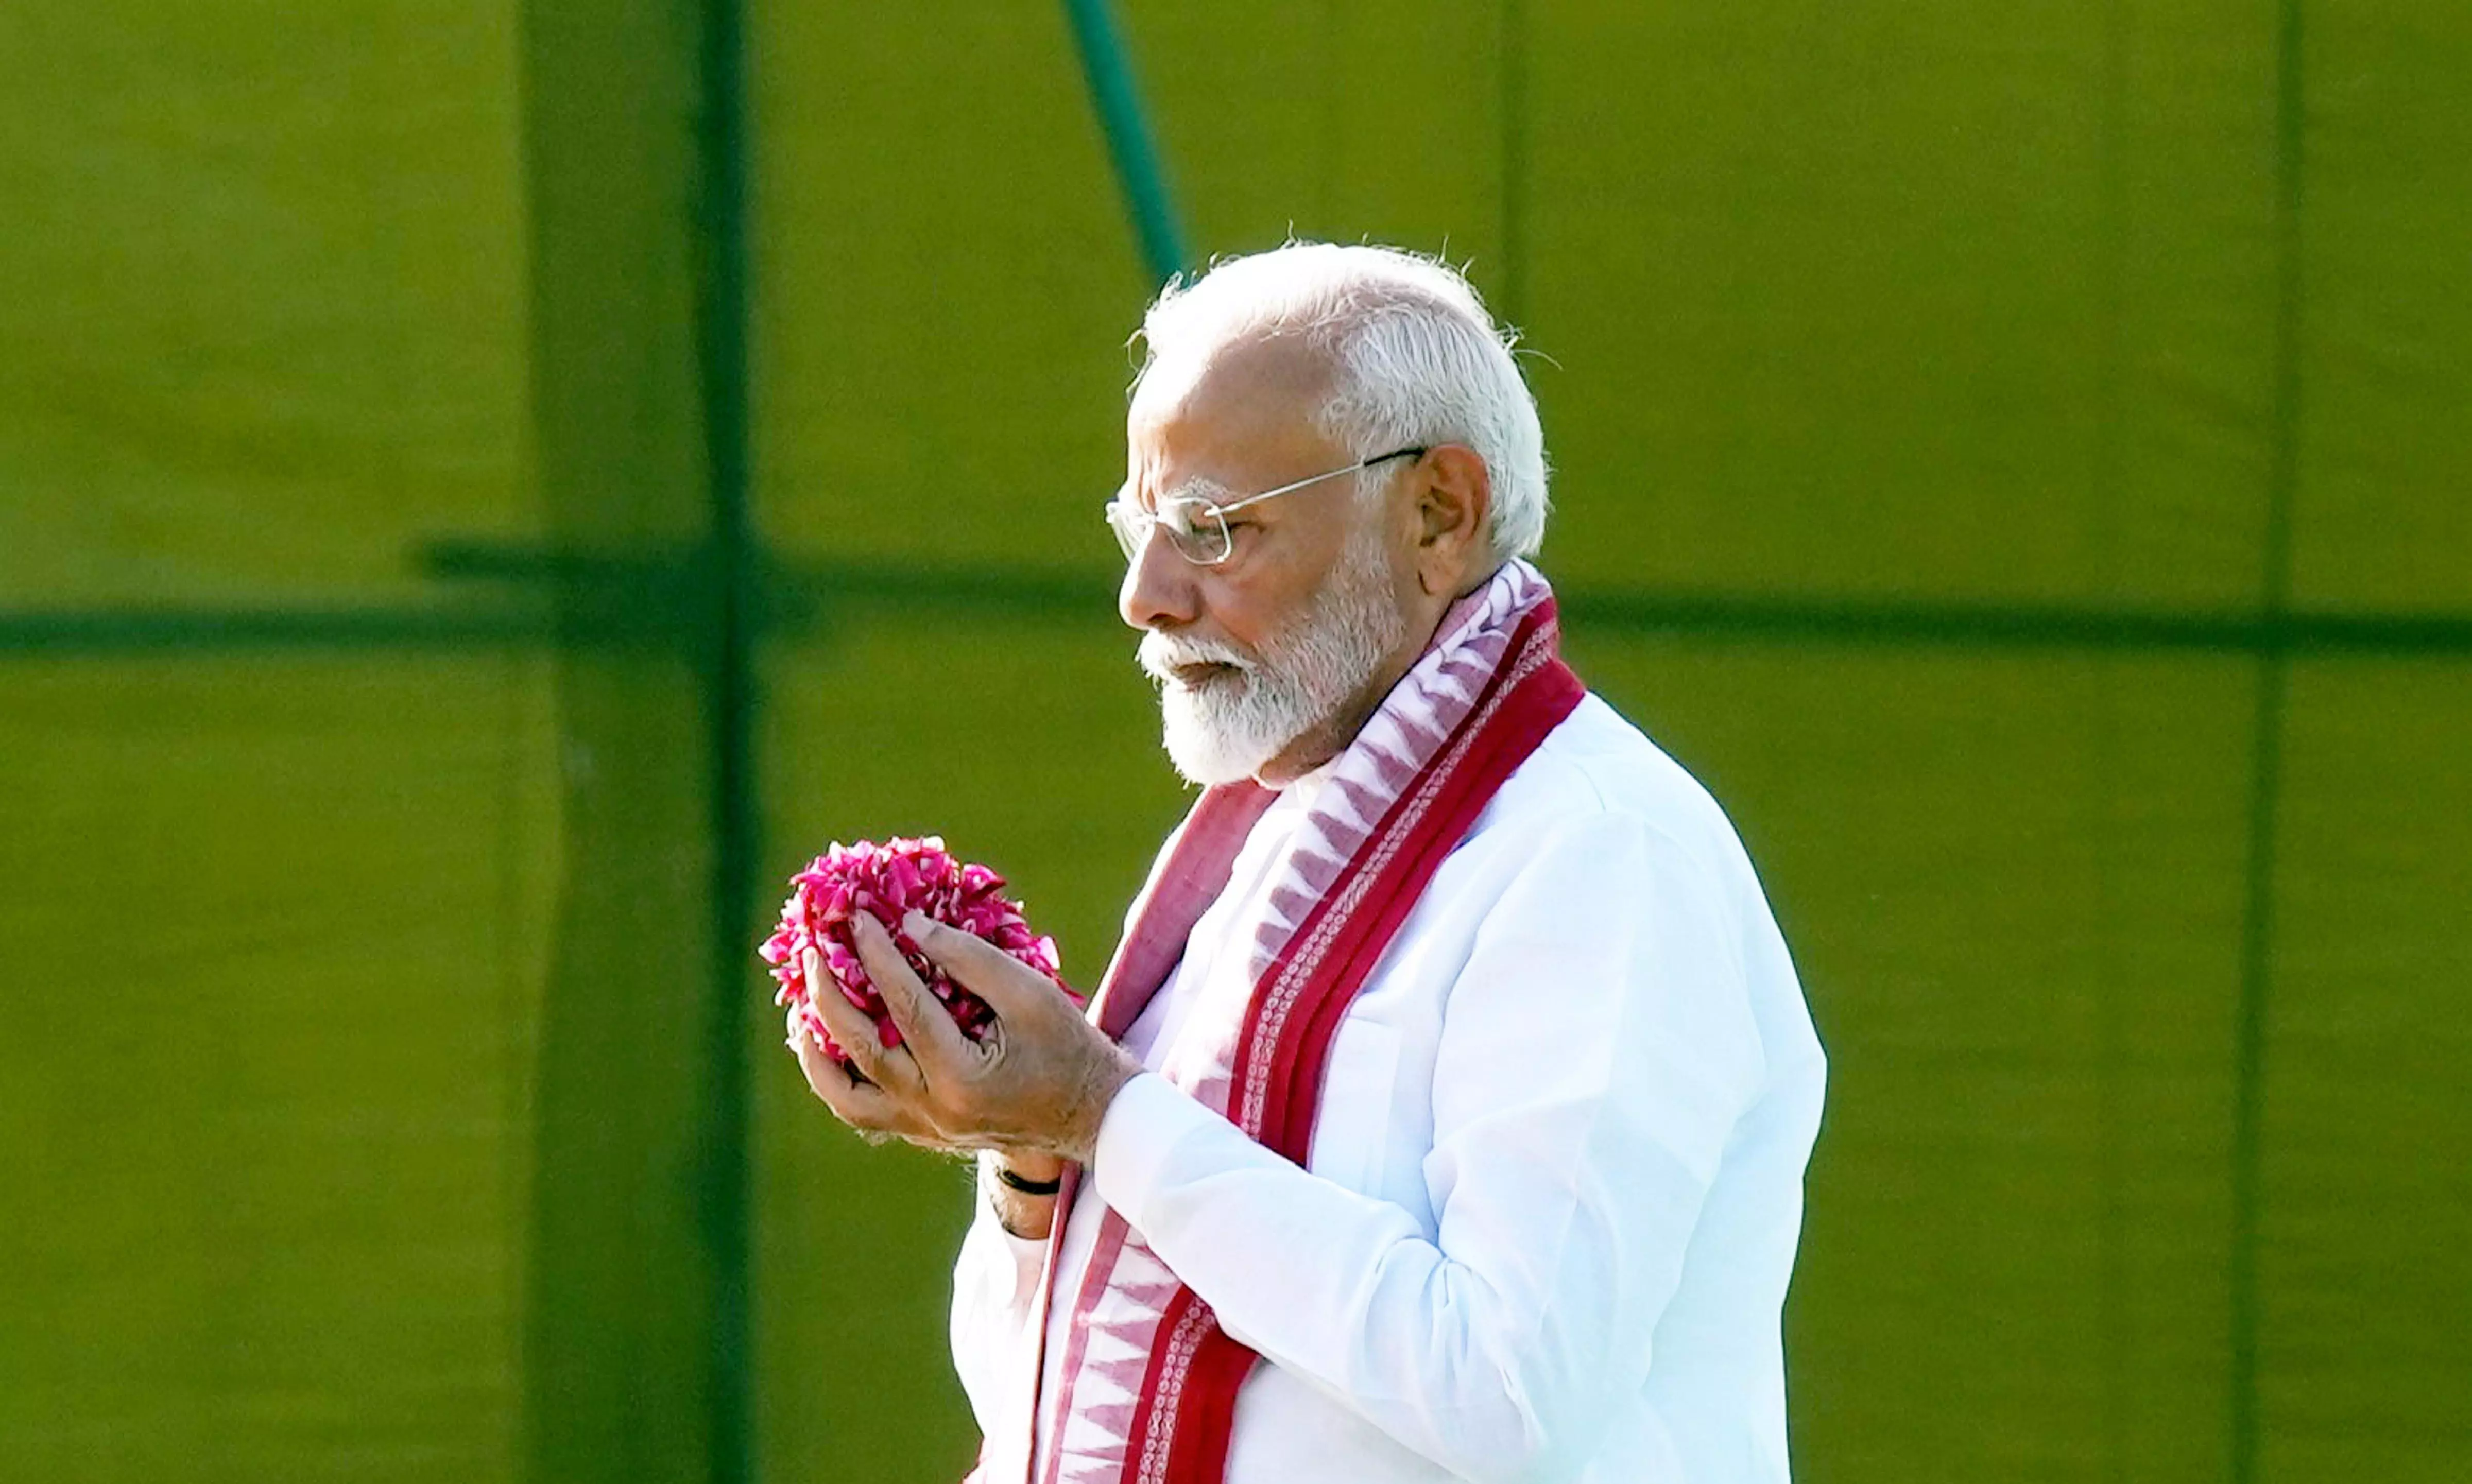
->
xmin=693 ymin=0 xmax=758 ymax=1478
xmin=518 ymin=0 xmax=730 ymax=1478
xmin=1496 ymin=0 xmax=1529 ymax=325
xmin=1060 ymin=0 xmax=1191 ymax=286
xmin=2227 ymin=2 xmax=2305 ymax=1481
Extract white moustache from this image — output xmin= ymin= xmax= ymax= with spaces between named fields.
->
xmin=1138 ymin=631 xmax=1257 ymax=687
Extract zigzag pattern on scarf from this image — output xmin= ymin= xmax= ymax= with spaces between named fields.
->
xmin=1026 ymin=561 xmax=1557 ymax=1484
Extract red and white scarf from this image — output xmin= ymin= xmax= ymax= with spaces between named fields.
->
xmin=1015 ymin=559 xmax=1584 ymax=1484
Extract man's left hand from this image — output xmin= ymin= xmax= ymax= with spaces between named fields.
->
xmin=789 ymin=909 xmax=1142 ymax=1164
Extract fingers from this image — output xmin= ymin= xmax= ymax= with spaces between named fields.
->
xmin=787 ymin=997 xmax=862 ymax=1096
xmin=788 ymin=912 xmax=1113 ymax=1162
xmin=802 ymin=945 xmax=923 ymax=1098
xmin=789 ymin=1012 xmax=902 ymax=1126
xmin=853 ymin=912 xmax=973 ymax=1073
xmin=790 ymin=1006 xmax=970 ymax=1152
xmin=901 ymin=909 xmax=1069 ymax=1020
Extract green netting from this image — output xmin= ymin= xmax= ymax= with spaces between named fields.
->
xmin=2 ymin=3 xmax=2465 ymax=1483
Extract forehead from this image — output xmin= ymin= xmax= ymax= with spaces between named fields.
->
xmin=1127 ymin=332 xmax=1341 ymax=486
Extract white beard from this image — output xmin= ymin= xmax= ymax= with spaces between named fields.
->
xmin=1139 ymin=520 xmax=1410 ymax=786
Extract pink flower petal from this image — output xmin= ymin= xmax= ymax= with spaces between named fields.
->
xmin=758 ymin=835 xmax=1080 ymax=1073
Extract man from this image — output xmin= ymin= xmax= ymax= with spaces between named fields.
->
xmin=793 ymin=243 xmax=1826 ymax=1484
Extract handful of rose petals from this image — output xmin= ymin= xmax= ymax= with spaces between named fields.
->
xmin=762 ymin=836 xmax=1068 ymax=1069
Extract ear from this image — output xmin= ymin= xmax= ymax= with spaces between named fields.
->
xmin=1411 ymin=445 xmax=1493 ymax=597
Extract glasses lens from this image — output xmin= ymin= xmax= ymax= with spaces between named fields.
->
xmin=1157 ymin=498 xmax=1229 ymax=564
xmin=1105 ymin=496 xmax=1230 ymax=565
xmin=1104 ymin=500 xmax=1147 ymax=561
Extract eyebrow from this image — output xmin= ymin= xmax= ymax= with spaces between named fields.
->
xmin=1135 ymin=475 xmax=1239 ymax=512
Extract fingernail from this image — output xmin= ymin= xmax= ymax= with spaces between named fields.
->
xmin=901 ymin=909 xmax=932 ymax=937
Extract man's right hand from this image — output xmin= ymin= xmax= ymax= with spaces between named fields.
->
xmin=785 ymin=1003 xmax=1076 ymax=1202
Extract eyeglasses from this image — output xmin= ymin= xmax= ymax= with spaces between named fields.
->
xmin=1103 ymin=446 xmax=1427 ymax=567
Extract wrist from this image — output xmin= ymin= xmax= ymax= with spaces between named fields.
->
xmin=994 ymin=1148 xmax=1066 ymax=1177
xmin=990 ymin=1155 xmax=1065 ymax=1195
xmin=981 ymin=1151 xmax=1061 ymax=1241
xmin=985 ymin=1148 xmax=1066 ymax=1191
xmin=1065 ymin=1056 xmax=1143 ymax=1165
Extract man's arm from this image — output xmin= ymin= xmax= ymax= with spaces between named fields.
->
xmin=981 ymin=1149 xmax=1066 ymax=1240
xmin=791 ymin=809 xmax=1775 ymax=1480
xmin=1089 ymin=810 xmax=1769 ymax=1483
xmin=948 ymin=1151 xmax=1061 ymax=1442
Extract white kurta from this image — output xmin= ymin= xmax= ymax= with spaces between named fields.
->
xmin=952 ymin=693 xmax=1827 ymax=1483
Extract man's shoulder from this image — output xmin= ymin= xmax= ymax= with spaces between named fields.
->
xmin=1472 ymin=690 xmax=1749 ymax=876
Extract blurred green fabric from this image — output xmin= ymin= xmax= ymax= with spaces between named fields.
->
xmin=2 ymin=4 xmax=2465 ymax=1483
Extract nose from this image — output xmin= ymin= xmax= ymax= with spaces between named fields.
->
xmin=1119 ymin=523 xmax=1201 ymax=632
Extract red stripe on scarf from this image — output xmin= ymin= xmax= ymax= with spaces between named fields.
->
xmin=1141 ymin=605 xmax=1585 ymax=1484
xmin=1012 ymin=571 xmax=1582 ymax=1484
xmin=1255 ymin=608 xmax=1583 ymax=1164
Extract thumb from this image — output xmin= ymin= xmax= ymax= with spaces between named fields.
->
xmin=901 ymin=910 xmax=1062 ymax=1017
xmin=849 ymin=911 xmax=969 ymax=1072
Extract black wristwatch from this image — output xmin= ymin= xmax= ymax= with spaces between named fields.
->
xmin=991 ymin=1160 xmax=1063 ymax=1196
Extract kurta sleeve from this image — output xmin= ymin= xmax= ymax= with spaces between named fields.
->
xmin=949 ymin=1158 xmax=1052 ymax=1440
xmin=1090 ymin=810 xmax=1767 ymax=1484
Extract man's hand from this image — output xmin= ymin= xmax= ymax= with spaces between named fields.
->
xmin=789 ymin=909 xmax=1142 ymax=1165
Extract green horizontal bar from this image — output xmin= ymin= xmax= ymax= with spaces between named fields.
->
xmin=1552 ymin=589 xmax=2472 ymax=657
xmin=4 ymin=546 xmax=2469 ymax=659
xmin=0 ymin=605 xmax=574 ymax=652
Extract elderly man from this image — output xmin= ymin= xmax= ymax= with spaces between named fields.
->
xmin=793 ymin=243 xmax=1826 ymax=1484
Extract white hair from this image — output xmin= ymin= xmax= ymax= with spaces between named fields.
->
xmin=1134 ymin=242 xmax=1551 ymax=562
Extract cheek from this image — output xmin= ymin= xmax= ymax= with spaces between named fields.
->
xmin=1198 ymin=559 xmax=1323 ymax=655
xmin=1200 ymin=507 xmax=1378 ymax=648
xmin=1197 ymin=587 xmax=1275 ymax=656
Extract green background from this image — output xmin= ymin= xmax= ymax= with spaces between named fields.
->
xmin=3 ymin=2 xmax=2465 ymax=1482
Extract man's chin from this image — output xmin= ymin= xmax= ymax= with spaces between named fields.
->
xmin=1159 ymin=696 xmax=1287 ymax=787
xmin=1160 ymin=729 xmax=1273 ymax=788
xmin=1164 ymin=754 xmax=1257 ymax=788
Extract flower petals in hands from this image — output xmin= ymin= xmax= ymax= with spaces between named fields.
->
xmin=759 ymin=836 xmax=1070 ymax=1072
